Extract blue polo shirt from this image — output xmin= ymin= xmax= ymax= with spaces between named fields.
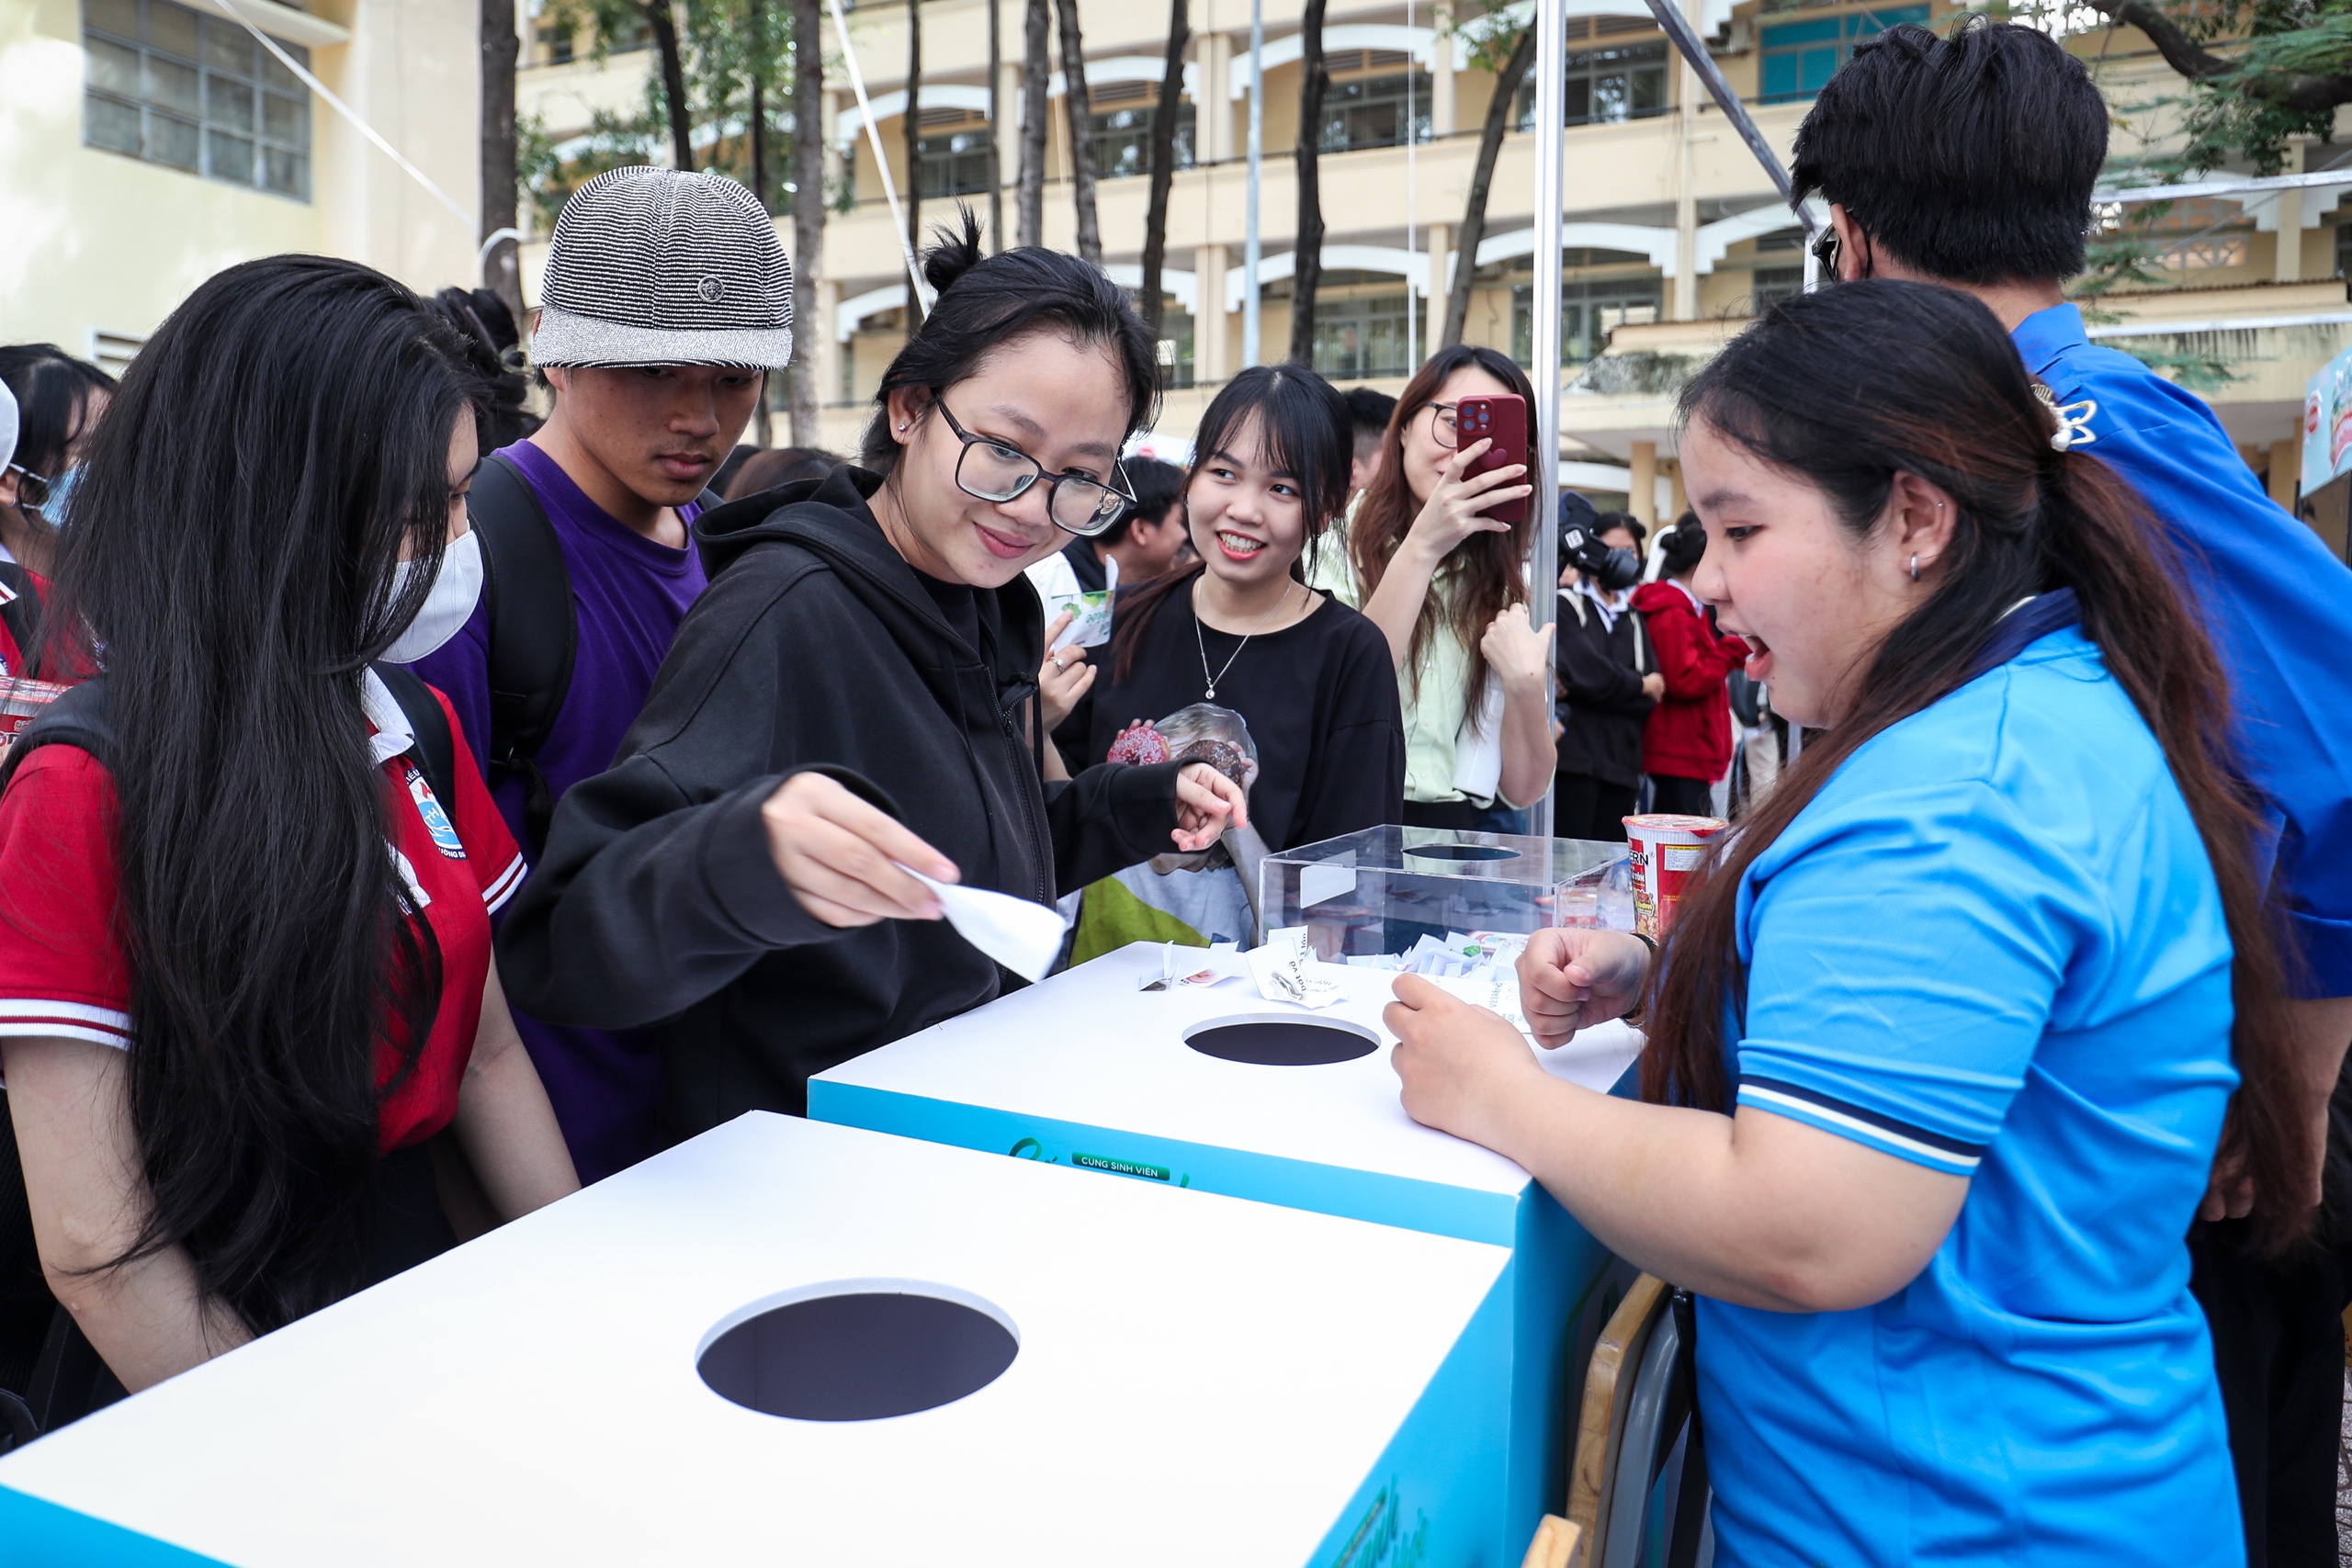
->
xmin=1699 ymin=625 xmax=2242 ymax=1566
xmin=2014 ymin=303 xmax=2352 ymax=996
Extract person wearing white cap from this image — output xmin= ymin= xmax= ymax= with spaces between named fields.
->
xmin=397 ymin=165 xmax=794 ymax=1186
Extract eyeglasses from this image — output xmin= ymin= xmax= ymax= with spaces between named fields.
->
xmin=933 ymin=400 xmax=1134 ymax=537
xmin=1422 ymin=401 xmax=1464 ymax=449
xmin=1810 ymin=224 xmax=1849 ymax=284
xmin=3 ymin=464 xmax=51 ymax=512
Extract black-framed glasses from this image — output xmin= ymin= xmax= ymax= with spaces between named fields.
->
xmin=933 ymin=400 xmax=1134 ymax=537
xmin=1810 ymin=225 xmax=1840 ymax=283
xmin=3 ymin=464 xmax=51 ymax=511
xmin=1423 ymin=401 xmax=1464 ymax=449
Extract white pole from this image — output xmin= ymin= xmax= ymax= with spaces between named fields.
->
xmin=1527 ymin=0 xmax=1564 ymax=840
xmin=1405 ymin=0 xmax=1418 ymax=370
xmin=1244 ymin=0 xmax=1264 ymax=369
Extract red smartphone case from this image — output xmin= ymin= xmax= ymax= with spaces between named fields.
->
xmin=1455 ymin=393 xmax=1530 ymax=527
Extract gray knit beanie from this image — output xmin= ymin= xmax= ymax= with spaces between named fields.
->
xmin=531 ymin=166 xmax=794 ymax=369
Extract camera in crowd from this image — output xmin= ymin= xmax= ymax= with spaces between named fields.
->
xmin=1559 ymin=491 xmax=1642 ymax=592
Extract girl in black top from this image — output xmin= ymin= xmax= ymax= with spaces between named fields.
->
xmin=1080 ymin=367 xmax=1404 ymax=851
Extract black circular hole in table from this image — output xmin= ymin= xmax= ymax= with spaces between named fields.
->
xmin=1187 ymin=1021 xmax=1379 ymax=1066
xmin=1402 ymin=843 xmax=1521 ymax=862
xmin=697 ymin=1292 xmax=1017 ymax=1421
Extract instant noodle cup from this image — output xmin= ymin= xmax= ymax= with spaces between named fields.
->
xmin=1623 ymin=813 xmax=1728 ymax=939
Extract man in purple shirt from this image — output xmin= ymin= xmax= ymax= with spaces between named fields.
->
xmin=405 ymin=166 xmax=794 ymax=1182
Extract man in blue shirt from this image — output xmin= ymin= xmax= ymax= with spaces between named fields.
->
xmin=1792 ymin=20 xmax=2352 ymax=1565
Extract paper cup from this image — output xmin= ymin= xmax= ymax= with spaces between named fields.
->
xmin=1622 ymin=813 xmax=1728 ymax=939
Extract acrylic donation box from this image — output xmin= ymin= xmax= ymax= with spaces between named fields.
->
xmin=0 ymin=1116 xmax=1520 ymax=1567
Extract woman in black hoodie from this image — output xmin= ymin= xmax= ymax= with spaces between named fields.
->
xmin=499 ymin=218 xmax=1247 ymax=1144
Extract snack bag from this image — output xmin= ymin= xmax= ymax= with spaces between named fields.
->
xmin=1074 ymin=704 xmax=1263 ymax=961
xmin=1043 ymin=556 xmax=1119 ymax=650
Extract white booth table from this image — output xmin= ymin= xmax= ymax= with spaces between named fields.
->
xmin=0 ymin=1115 xmax=1516 ymax=1567
xmin=809 ymin=942 xmax=1645 ymax=1560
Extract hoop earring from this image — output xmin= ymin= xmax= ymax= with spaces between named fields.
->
xmin=1908 ymin=553 xmax=1921 ymax=582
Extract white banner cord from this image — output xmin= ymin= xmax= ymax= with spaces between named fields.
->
xmin=827 ymin=0 xmax=933 ymax=317
xmin=215 ymin=0 xmax=476 ymax=230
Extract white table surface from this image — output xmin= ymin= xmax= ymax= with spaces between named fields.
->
xmin=818 ymin=942 xmax=1644 ymax=1199
xmin=0 ymin=1115 xmax=1511 ymax=1567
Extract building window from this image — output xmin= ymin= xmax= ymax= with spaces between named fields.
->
xmin=535 ymin=22 xmax=574 ymax=63
xmin=1751 ymin=266 xmax=1802 ymax=312
xmin=1090 ymin=88 xmax=1195 ymax=180
xmin=1518 ymin=39 xmax=1669 ymax=128
xmin=1318 ymin=53 xmax=1431 ymax=152
xmin=1312 ymin=292 xmax=1414 ymax=381
xmin=915 ymin=113 xmax=991 ymax=198
xmin=2336 ymin=222 xmax=2352 ymax=280
xmin=84 ymin=0 xmax=311 ymax=199
xmin=1759 ymin=6 xmax=1928 ymax=103
xmin=1512 ymin=276 xmax=1664 ymax=365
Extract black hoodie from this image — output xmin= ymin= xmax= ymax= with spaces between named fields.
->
xmin=498 ymin=467 xmax=1185 ymax=1141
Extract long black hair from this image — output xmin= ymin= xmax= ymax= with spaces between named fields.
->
xmin=1350 ymin=344 xmax=1538 ymax=708
xmin=859 ymin=210 xmax=1160 ymax=474
xmin=1645 ymin=280 xmax=2309 ymax=1251
xmin=1111 ymin=364 xmax=1353 ymax=681
xmin=45 ymin=255 xmax=481 ymax=1332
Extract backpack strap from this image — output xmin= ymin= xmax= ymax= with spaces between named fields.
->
xmin=469 ymin=451 xmax=576 ymax=850
xmin=0 ymin=678 xmax=110 ymax=795
xmin=0 ymin=563 xmax=45 ymax=682
xmin=369 ymin=662 xmax=457 ymax=809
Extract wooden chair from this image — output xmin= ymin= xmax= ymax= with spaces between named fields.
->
xmin=1564 ymin=1274 xmax=1711 ymax=1568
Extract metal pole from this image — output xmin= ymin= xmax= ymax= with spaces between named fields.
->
xmin=1641 ymin=0 xmax=1818 ymax=242
xmin=1528 ymin=0 xmax=1562 ymax=840
xmin=1243 ymin=0 xmax=1264 ymax=368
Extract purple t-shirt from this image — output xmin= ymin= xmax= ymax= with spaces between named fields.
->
xmin=402 ymin=437 xmax=707 ymax=1183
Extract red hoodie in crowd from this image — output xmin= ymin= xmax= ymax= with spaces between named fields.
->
xmin=1632 ymin=577 xmax=1750 ymax=784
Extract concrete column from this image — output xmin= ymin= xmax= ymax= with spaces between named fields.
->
xmin=1200 ymin=31 xmax=1234 ymax=163
xmin=997 ymin=62 xmax=1022 ymax=206
xmin=1670 ymin=0 xmax=1701 ymax=321
xmin=1196 ymin=243 xmax=1231 ymax=382
xmin=1424 ymin=220 xmax=1451 ymax=350
xmin=2269 ymin=439 xmax=2301 ymax=512
xmin=1429 ymin=6 xmax=1457 ymax=138
xmin=1668 ymin=457 xmax=1687 ymax=521
xmin=814 ymin=278 xmax=844 ymax=406
xmin=2277 ymin=140 xmax=2307 ymax=284
xmin=1629 ymin=441 xmax=1657 ymax=525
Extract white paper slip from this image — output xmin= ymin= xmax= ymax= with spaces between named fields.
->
xmin=1426 ymin=967 xmax=1535 ymax=1038
xmin=1246 ymin=926 xmax=1343 ymax=1010
xmin=899 ymin=865 xmax=1067 ymax=983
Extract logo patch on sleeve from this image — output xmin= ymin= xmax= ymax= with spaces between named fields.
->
xmin=405 ymin=766 xmax=469 ymax=860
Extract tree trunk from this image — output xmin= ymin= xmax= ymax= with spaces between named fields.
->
xmin=1138 ymin=0 xmax=1188 ymax=343
xmin=748 ymin=0 xmax=769 ymax=209
xmin=480 ymin=0 xmax=521 ymax=326
xmin=1286 ymin=0 xmax=1328 ymax=366
xmin=987 ymin=0 xmax=1004 ymax=251
xmin=788 ymin=0 xmax=826 ymax=444
xmin=1443 ymin=23 xmax=1535 ymax=349
xmin=904 ymin=0 xmax=922 ymax=254
xmin=644 ymin=0 xmax=695 ymax=171
xmin=1051 ymin=0 xmax=1100 ymax=264
xmin=1017 ymin=0 xmax=1048 ymax=247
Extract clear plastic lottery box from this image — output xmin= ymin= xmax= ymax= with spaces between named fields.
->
xmin=1261 ymin=826 xmax=1633 ymax=960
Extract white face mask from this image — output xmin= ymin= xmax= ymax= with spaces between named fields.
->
xmin=381 ymin=531 xmax=483 ymax=663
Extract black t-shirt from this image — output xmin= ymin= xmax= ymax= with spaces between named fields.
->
xmin=1074 ymin=579 xmax=1405 ymax=852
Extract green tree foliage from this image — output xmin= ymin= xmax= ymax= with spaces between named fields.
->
xmin=2079 ymin=0 xmax=2352 ymax=173
xmin=526 ymin=0 xmax=808 ymax=220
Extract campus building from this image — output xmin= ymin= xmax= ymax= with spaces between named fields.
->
xmin=517 ymin=0 xmax=2352 ymax=519
xmin=0 ymin=0 xmax=482 ymax=367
